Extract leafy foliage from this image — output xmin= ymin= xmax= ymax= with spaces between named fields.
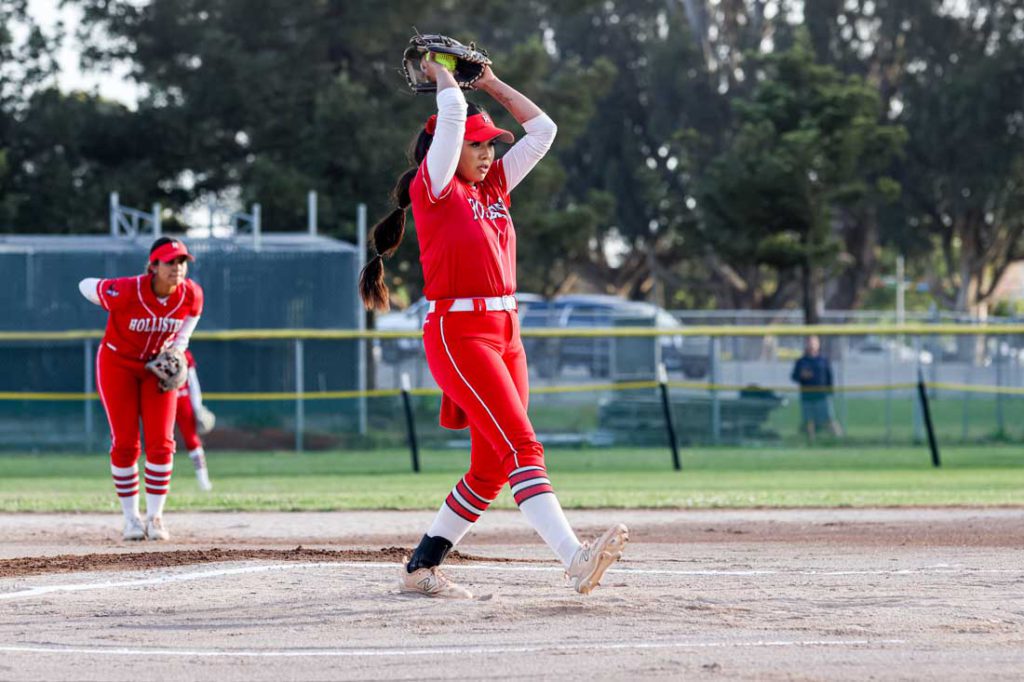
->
xmin=0 ymin=1 xmax=1021 ymax=315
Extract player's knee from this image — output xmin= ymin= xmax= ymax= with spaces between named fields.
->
xmin=109 ymin=444 xmax=140 ymax=468
xmin=463 ymin=471 xmax=503 ymax=503
xmin=144 ymin=445 xmax=175 ymax=467
xmin=504 ymin=446 xmax=546 ymax=476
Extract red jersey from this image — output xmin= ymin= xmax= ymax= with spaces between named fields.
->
xmin=410 ymin=158 xmax=516 ymax=300
xmin=95 ymin=274 xmax=204 ymax=361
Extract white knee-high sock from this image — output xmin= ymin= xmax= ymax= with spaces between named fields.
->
xmin=144 ymin=460 xmax=173 ymax=520
xmin=426 ymin=477 xmax=496 ymax=545
xmin=188 ymin=447 xmax=206 ymax=470
xmin=519 ymin=493 xmax=581 ymax=567
xmin=111 ymin=464 xmax=140 ymax=520
xmin=426 ymin=504 xmax=475 ymax=545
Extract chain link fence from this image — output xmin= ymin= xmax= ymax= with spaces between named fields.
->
xmin=2 ymin=325 xmax=1022 ymax=453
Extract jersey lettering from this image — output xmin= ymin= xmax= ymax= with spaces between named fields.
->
xmin=127 ymin=317 xmax=185 ymax=333
xmin=467 ymin=197 xmax=510 ymax=223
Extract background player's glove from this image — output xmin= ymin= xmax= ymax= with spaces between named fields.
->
xmin=145 ymin=348 xmax=189 ymax=392
xmin=195 ymin=404 xmax=217 ymax=435
xmin=403 ymin=33 xmax=491 ymax=93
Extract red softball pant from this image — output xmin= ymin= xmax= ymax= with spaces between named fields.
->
xmin=96 ymin=344 xmax=177 ymax=468
xmin=176 ymin=388 xmax=202 ymax=451
xmin=422 ymin=307 xmax=548 ymax=505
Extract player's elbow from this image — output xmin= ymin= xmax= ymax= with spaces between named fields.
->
xmin=78 ymin=278 xmax=100 ymax=305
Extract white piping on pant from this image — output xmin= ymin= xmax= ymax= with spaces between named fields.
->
xmin=438 ymin=316 xmax=520 ymax=468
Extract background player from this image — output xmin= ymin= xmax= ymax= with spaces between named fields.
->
xmin=78 ymin=237 xmax=204 ymax=541
xmin=175 ymin=349 xmax=215 ymax=491
xmin=360 ymin=55 xmax=627 ymax=598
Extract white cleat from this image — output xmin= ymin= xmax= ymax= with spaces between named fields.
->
xmin=400 ymin=565 xmax=473 ymax=599
xmin=146 ymin=516 xmax=170 ymax=541
xmin=566 ymin=523 xmax=629 ymax=595
xmin=195 ymin=468 xmax=213 ymax=492
xmin=122 ymin=515 xmax=146 ymax=541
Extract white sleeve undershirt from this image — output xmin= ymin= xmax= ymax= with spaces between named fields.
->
xmin=425 ymin=88 xmax=468 ymax=197
xmin=170 ymin=316 xmax=200 ymax=351
xmin=501 ymin=114 xmax=558 ymax=193
xmin=187 ymin=367 xmax=203 ymax=410
xmin=79 ymin=278 xmax=101 ymax=306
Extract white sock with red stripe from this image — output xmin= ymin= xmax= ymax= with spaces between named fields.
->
xmin=511 ymin=465 xmax=581 ymax=567
xmin=519 ymin=494 xmax=581 ymax=567
xmin=144 ymin=460 xmax=173 ymax=520
xmin=427 ymin=477 xmax=496 ymax=544
xmin=111 ymin=464 xmax=140 ymax=520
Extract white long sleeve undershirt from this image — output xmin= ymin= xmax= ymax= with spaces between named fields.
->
xmin=187 ymin=367 xmax=204 ymax=411
xmin=426 ymin=88 xmax=468 ymax=197
xmin=79 ymin=277 xmax=101 ymax=305
xmin=425 ymin=88 xmax=557 ymax=197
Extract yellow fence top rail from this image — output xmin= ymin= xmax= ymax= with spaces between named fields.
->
xmin=2 ymin=323 xmax=1024 ymax=342
xmin=4 ymin=381 xmax=1024 ymax=402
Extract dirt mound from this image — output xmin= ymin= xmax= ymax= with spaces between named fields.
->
xmin=0 ymin=546 xmax=515 ymax=578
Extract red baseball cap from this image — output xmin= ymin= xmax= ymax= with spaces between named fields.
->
xmin=464 ymin=111 xmax=514 ymax=144
xmin=151 ymin=239 xmax=194 ymax=263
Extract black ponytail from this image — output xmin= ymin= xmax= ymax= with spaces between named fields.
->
xmin=359 ymin=103 xmax=487 ymax=311
xmin=360 ymin=127 xmax=434 ymax=311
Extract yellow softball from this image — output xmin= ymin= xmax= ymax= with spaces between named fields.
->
xmin=429 ymin=52 xmax=458 ymax=71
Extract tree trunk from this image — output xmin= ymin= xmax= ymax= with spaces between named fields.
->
xmin=828 ymin=207 xmax=878 ymax=310
xmin=801 ymin=261 xmax=820 ymax=324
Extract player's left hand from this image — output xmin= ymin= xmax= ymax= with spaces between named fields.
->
xmin=473 ymin=65 xmax=498 ymax=90
xmin=145 ymin=348 xmax=189 ymax=392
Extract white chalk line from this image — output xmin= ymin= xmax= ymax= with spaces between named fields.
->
xmin=0 ymin=638 xmax=908 ymax=658
xmin=1 ymin=561 xmax=1019 ymax=603
xmin=0 ymin=562 xmax=340 ymax=602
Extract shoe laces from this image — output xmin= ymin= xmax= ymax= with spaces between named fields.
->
xmin=566 ymin=542 xmax=593 ymax=579
xmin=428 ymin=566 xmax=452 ymax=588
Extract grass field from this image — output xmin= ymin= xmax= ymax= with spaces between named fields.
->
xmin=0 ymin=446 xmax=1021 ymax=512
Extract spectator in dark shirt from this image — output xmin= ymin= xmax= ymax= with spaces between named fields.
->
xmin=791 ymin=335 xmax=842 ymax=443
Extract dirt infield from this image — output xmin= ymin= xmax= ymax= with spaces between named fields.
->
xmin=1 ymin=508 xmax=1022 ymax=680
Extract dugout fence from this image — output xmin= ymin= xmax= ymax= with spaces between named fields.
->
xmin=1 ymin=325 xmax=1022 ymax=457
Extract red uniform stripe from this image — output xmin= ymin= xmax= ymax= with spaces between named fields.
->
xmin=513 ymin=483 xmax=554 ymax=505
xmin=445 ymin=495 xmax=479 ymax=522
xmin=455 ymin=480 xmax=490 ymax=510
xmin=508 ymin=469 xmax=547 ymax=487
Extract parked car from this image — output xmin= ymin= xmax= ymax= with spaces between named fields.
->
xmin=375 ymin=293 xmax=544 ymax=363
xmin=520 ymin=294 xmax=710 ymax=379
xmin=848 ymin=336 xmax=933 ymax=365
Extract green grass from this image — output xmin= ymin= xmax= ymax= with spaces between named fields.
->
xmin=0 ymin=446 xmax=1021 ymax=512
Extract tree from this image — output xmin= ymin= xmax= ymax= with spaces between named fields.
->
xmin=70 ymin=0 xmax=616 ymax=301
xmin=694 ymin=40 xmax=905 ymax=322
xmin=890 ymin=4 xmax=1024 ymax=314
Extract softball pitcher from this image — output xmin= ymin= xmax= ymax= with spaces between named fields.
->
xmin=360 ymin=56 xmax=627 ymax=598
xmin=79 ymin=237 xmax=204 ymax=541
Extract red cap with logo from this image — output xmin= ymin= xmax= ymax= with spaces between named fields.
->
xmin=151 ymin=239 xmax=194 ymax=263
xmin=464 ymin=111 xmax=514 ymax=144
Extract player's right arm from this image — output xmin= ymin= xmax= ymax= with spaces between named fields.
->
xmin=423 ymin=59 xmax=466 ymax=198
xmin=80 ymin=276 xmax=133 ymax=311
xmin=78 ymin=278 xmax=102 ymax=306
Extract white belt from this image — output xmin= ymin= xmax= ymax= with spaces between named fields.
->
xmin=427 ymin=295 xmax=518 ymax=313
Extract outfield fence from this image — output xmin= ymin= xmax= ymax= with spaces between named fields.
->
xmin=1 ymin=325 xmax=1022 ymax=455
